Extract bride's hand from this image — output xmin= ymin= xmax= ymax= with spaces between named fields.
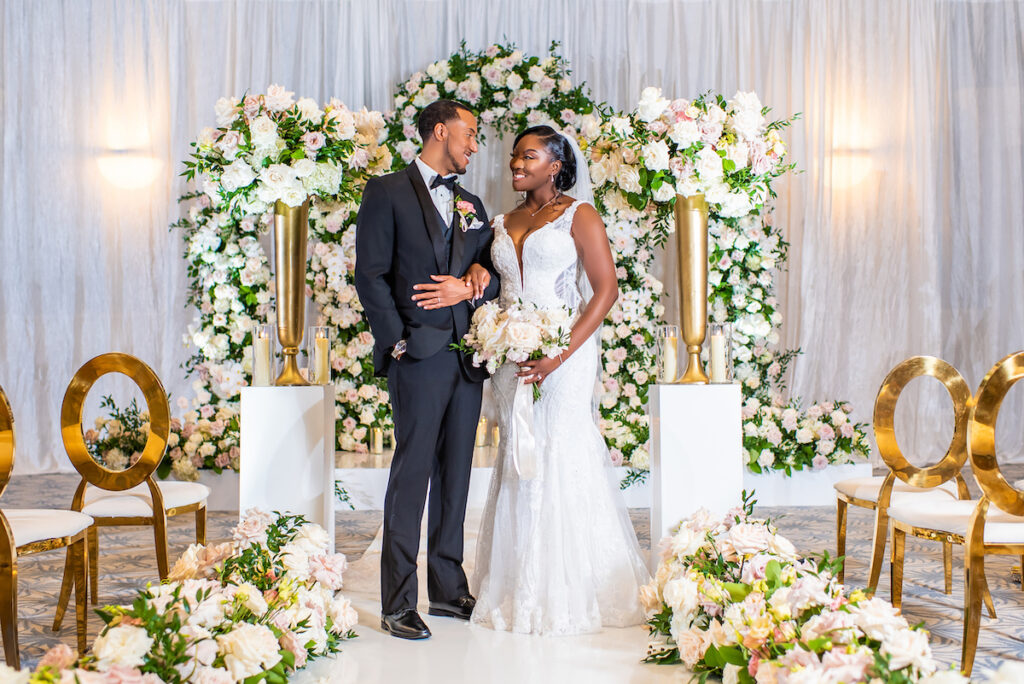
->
xmin=517 ymin=355 xmax=562 ymax=385
xmin=463 ymin=263 xmax=491 ymax=301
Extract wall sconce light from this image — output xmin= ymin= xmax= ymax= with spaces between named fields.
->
xmin=97 ymin=149 xmax=162 ymax=190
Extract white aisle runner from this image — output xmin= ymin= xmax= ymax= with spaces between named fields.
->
xmin=294 ymin=509 xmax=682 ymax=684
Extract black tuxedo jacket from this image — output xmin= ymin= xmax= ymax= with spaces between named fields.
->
xmin=354 ymin=164 xmax=500 ymax=381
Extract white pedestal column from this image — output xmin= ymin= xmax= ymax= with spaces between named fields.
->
xmin=650 ymin=383 xmax=742 ymax=568
xmin=240 ymin=385 xmax=336 ymax=551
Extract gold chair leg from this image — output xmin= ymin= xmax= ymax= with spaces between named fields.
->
xmin=73 ymin=537 xmax=88 ymax=654
xmin=836 ymin=498 xmax=848 ymax=584
xmin=962 ymin=552 xmax=983 ymax=676
xmin=943 ymin=541 xmax=953 ymax=594
xmin=982 ymin=575 xmax=997 ymax=619
xmin=196 ymin=504 xmax=207 ymax=546
xmin=154 ymin=515 xmax=169 ymax=580
xmin=0 ymin=554 xmax=19 ymax=669
xmin=53 ymin=545 xmax=74 ymax=631
xmin=88 ymin=526 xmax=98 ymax=605
xmin=867 ymin=509 xmax=889 ymax=594
xmin=891 ymin=526 xmax=905 ymax=609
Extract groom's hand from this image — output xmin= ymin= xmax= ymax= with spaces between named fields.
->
xmin=412 ymin=275 xmax=472 ymax=310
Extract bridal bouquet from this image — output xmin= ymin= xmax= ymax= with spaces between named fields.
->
xmin=454 ymin=300 xmax=573 ymax=398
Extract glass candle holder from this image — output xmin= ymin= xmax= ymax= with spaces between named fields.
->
xmin=251 ymin=324 xmax=275 ymax=387
xmin=656 ymin=325 xmax=680 ymax=384
xmin=475 ymin=417 xmax=489 ymax=447
xmin=708 ymin=321 xmax=733 ymax=383
xmin=370 ymin=427 xmax=384 ymax=454
xmin=308 ymin=326 xmax=332 ymax=385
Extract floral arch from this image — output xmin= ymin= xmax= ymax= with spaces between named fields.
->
xmin=170 ymin=42 xmax=868 ymax=484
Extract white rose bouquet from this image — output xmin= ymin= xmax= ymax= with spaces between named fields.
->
xmin=454 ymin=300 xmax=572 ymax=398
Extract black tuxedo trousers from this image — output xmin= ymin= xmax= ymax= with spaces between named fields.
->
xmin=382 ymin=346 xmax=482 ymax=613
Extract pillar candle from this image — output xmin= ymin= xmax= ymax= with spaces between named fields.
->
xmin=491 ymin=425 xmax=500 ymax=449
xmin=370 ymin=427 xmax=383 ymax=454
xmin=709 ymin=333 xmax=726 ymax=383
xmin=314 ymin=333 xmax=331 ymax=385
xmin=662 ymin=335 xmax=678 ymax=384
xmin=253 ymin=332 xmax=271 ymax=386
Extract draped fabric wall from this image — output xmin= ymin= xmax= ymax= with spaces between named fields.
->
xmin=2 ymin=0 xmax=1022 ymax=473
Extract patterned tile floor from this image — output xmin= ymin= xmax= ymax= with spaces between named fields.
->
xmin=2 ymin=471 xmax=1022 ymax=672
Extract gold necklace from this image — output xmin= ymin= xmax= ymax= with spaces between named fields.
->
xmin=528 ymin=192 xmax=562 ymax=217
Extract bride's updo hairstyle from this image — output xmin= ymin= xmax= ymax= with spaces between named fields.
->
xmin=513 ymin=125 xmax=577 ymax=192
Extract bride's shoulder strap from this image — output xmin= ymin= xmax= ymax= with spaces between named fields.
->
xmin=491 ymin=213 xmax=505 ymax=230
xmin=559 ymin=198 xmax=586 ymax=230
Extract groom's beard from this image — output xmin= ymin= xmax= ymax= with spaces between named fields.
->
xmin=445 ymin=145 xmax=470 ymax=175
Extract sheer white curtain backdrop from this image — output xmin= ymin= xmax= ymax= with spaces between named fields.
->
xmin=1 ymin=0 xmax=1022 ymax=473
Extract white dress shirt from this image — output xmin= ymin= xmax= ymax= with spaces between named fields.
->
xmin=414 ymin=156 xmax=454 ymax=227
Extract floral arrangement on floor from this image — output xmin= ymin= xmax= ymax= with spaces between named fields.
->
xmin=173 ymin=42 xmax=867 ymax=480
xmin=643 ymin=494 xmax=955 ymax=683
xmin=6 ymin=510 xmax=357 ymax=683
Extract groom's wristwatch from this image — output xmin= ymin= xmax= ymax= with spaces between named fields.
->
xmin=391 ymin=339 xmax=407 ymax=360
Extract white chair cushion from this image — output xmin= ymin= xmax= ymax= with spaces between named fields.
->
xmin=834 ymin=476 xmax=960 ymax=503
xmin=2 ymin=509 xmax=93 ymax=547
xmin=888 ymin=499 xmax=1024 ymax=545
xmin=81 ymin=481 xmax=210 ymax=518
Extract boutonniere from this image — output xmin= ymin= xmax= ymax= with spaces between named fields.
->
xmin=455 ymin=196 xmax=484 ymax=232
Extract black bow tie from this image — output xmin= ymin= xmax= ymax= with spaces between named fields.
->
xmin=430 ymin=174 xmax=457 ymax=191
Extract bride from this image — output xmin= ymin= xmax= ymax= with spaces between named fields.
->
xmin=468 ymin=125 xmax=651 ymax=636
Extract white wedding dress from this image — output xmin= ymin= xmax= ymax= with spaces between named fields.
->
xmin=471 ymin=199 xmax=651 ymax=636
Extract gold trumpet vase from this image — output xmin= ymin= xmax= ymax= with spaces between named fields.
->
xmin=274 ymin=198 xmax=311 ymax=386
xmin=673 ymin=193 xmax=710 ymax=384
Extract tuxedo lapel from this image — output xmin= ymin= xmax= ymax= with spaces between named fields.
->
xmin=448 ymin=186 xmax=469 ymax=276
xmin=405 ymin=165 xmax=447 ymax=272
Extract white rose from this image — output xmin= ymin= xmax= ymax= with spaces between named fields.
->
xmin=726 ymin=522 xmax=771 ymax=555
xmin=641 ymin=140 xmax=670 ymax=171
xmin=249 ymin=115 xmax=278 ymax=148
xmin=327 ymin=595 xmax=359 ymax=634
xmin=668 ymin=120 xmax=700 ymax=149
xmin=651 ymin=183 xmax=674 ymax=203
xmin=637 ymin=86 xmax=669 ymax=122
xmin=280 ymin=542 xmax=311 ymax=579
xmin=610 ymin=116 xmax=634 ymax=137
xmin=263 ymin=83 xmax=295 ymax=112
xmin=615 ymin=165 xmax=642 ymax=194
xmin=851 ymin=597 xmax=909 ymax=641
xmin=220 ymin=159 xmax=256 ymax=192
xmin=295 ymin=97 xmax=322 ymax=121
xmin=502 ymin=321 xmax=542 ymax=355
xmin=662 ymin=576 xmax=699 ymax=618
xmin=881 ymin=628 xmax=935 ymax=675
xmin=93 ymin=625 xmax=154 ymax=670
xmin=722 ymin=664 xmax=741 ymax=684
xmin=293 ymin=523 xmax=331 ymax=554
xmin=193 ymin=667 xmax=233 ymax=684
xmin=695 ymin=146 xmax=723 ymax=180
xmin=978 ymin=662 xmax=1024 ymax=684
xmin=291 ymin=158 xmax=317 ymax=178
xmin=214 ymin=97 xmax=240 ymax=127
xmin=216 ymin=624 xmax=282 ymax=681
xmin=919 ymin=671 xmax=970 ymax=684
xmin=505 ymin=73 xmax=523 ymax=91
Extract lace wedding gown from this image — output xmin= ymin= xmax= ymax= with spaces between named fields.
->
xmin=471 ymin=199 xmax=651 ymax=636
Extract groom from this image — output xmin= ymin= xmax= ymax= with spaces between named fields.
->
xmin=354 ymin=100 xmax=498 ymax=640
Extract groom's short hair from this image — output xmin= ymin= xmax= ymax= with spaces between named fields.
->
xmin=417 ymin=100 xmax=475 ymax=143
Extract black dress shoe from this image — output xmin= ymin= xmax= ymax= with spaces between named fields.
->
xmin=381 ymin=609 xmax=431 ymax=639
xmin=428 ymin=594 xmax=477 ymax=620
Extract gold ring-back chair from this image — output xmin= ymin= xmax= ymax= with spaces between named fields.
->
xmin=0 ymin=384 xmax=92 ymax=668
xmin=57 ymin=353 xmax=208 ymax=605
xmin=834 ymin=356 xmax=971 ymax=589
xmin=889 ymin=351 xmax=1024 ymax=675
